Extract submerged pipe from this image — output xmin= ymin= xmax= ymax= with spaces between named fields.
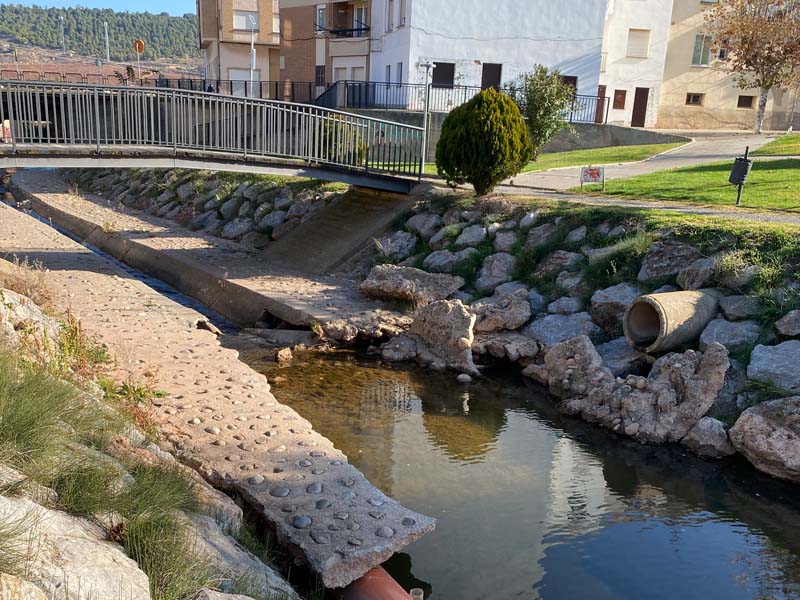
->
xmin=623 ymin=290 xmax=721 ymax=354
xmin=341 ymin=567 xmax=413 ymax=600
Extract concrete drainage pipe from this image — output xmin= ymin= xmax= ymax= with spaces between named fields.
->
xmin=623 ymin=290 xmax=721 ymax=354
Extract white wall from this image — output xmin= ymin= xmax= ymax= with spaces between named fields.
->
xmin=370 ymin=0 xmax=607 ymax=97
xmin=600 ymin=0 xmax=674 ymax=127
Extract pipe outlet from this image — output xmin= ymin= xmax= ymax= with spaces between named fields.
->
xmin=623 ymin=290 xmax=721 ymax=354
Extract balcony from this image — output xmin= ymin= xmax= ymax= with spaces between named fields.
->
xmin=329 ymin=27 xmax=370 ymax=57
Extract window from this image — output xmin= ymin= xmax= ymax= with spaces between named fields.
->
xmin=396 ymin=62 xmax=403 ymax=84
xmin=737 ymin=95 xmax=755 ymax=109
xmin=233 ymin=10 xmax=259 ymax=31
xmin=315 ymin=5 xmax=327 ymax=32
xmin=686 ymin=93 xmax=704 ymax=106
xmin=626 ymin=29 xmax=651 ymax=58
xmin=315 ymin=65 xmax=326 ymax=87
xmin=692 ymin=34 xmax=713 ymax=66
xmin=399 ymin=0 xmax=407 ymax=26
xmin=386 ymin=64 xmax=391 ymax=84
xmin=387 ymin=0 xmax=395 ymax=31
xmin=613 ymin=90 xmax=627 ymax=110
xmin=354 ymin=5 xmax=368 ymax=35
xmin=600 ymin=52 xmax=608 ymax=73
xmin=431 ymin=62 xmax=455 ymax=88
xmin=561 ymin=75 xmax=578 ymax=93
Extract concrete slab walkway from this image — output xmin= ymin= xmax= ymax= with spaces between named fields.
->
xmin=0 ymin=199 xmax=434 ymax=589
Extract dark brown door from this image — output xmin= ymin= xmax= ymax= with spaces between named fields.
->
xmin=631 ymin=87 xmax=649 ymax=127
xmin=595 ymin=85 xmax=607 ymax=124
xmin=481 ymin=63 xmax=503 ymax=90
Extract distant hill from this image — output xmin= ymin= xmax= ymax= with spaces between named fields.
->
xmin=0 ymin=4 xmax=198 ymax=62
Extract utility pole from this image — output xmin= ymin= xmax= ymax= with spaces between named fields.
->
xmin=59 ymin=15 xmax=66 ymax=55
xmin=104 ymin=21 xmax=110 ymax=62
xmin=248 ymin=14 xmax=257 ymax=98
xmin=419 ymin=61 xmax=434 ymax=182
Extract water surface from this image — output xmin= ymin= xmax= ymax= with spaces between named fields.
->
xmin=242 ymin=349 xmax=800 ymax=600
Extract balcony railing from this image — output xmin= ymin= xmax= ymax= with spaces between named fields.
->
xmin=316 ymin=81 xmax=482 ymax=113
xmin=330 ymin=27 xmax=370 ymax=38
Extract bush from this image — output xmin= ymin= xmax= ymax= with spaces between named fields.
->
xmin=436 ymin=88 xmax=532 ymax=196
xmin=506 ymin=65 xmax=575 ymax=160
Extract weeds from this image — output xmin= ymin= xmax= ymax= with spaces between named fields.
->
xmin=235 ymin=522 xmax=280 ymax=566
xmin=116 ymin=463 xmax=199 ymax=522
xmin=54 ymin=311 xmax=111 ymax=380
xmin=0 ymin=257 xmax=55 ymax=312
xmin=0 ymin=509 xmax=36 ymax=576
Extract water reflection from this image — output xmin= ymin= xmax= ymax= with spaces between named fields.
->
xmin=240 ymin=348 xmax=800 ymax=600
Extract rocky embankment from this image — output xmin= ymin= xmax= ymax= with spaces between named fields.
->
xmin=363 ymin=198 xmax=800 ymax=485
xmin=0 ymin=284 xmax=300 ymax=599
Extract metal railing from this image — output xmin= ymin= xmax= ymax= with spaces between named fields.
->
xmin=566 ymin=94 xmax=610 ymax=124
xmin=316 ymin=81 xmax=482 ymax=113
xmin=330 ymin=27 xmax=370 ymax=38
xmin=0 ymin=80 xmax=424 ymax=179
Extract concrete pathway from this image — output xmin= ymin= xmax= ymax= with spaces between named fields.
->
xmin=0 ymin=198 xmax=434 ymax=589
xmin=499 ymin=133 xmax=774 ymax=192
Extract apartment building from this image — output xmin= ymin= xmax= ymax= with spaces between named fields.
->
xmin=197 ymin=0 xmax=281 ymax=93
xmin=280 ymin=0 xmax=371 ymax=92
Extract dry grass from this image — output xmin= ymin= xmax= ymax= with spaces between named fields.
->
xmin=0 ymin=256 xmax=56 ymax=312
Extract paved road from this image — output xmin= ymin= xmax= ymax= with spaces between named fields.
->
xmin=500 ymin=133 xmax=774 ymax=192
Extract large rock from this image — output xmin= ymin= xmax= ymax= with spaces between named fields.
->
xmin=472 ymin=332 xmax=540 ymax=363
xmin=776 ymin=310 xmax=800 ymax=337
xmin=470 ymin=290 xmax=532 ymax=333
xmin=376 ymin=231 xmax=417 ymax=262
xmin=0 ymin=574 xmax=47 ymax=600
xmin=428 ymin=224 xmax=465 ymax=250
xmin=590 ymin=283 xmax=642 ymax=337
xmin=0 ymin=495 xmax=151 ymax=600
xmin=220 ymin=218 xmax=255 ymax=240
xmin=474 ymin=253 xmax=517 ymax=293
xmin=219 ymin=196 xmax=245 ymax=220
xmin=720 ymin=295 xmax=761 ymax=321
xmin=548 ymin=296 xmax=583 ymax=315
xmin=422 ymin=248 xmax=480 ymax=274
xmin=565 ymin=225 xmax=587 ymax=244
xmin=534 ymin=251 xmax=582 ymax=278
xmin=494 ymin=230 xmax=519 ymax=253
xmin=555 ymin=271 xmax=585 ymax=296
xmin=556 ymin=341 xmax=730 ymax=444
xmin=257 ymin=210 xmax=287 ymax=231
xmin=595 ymin=337 xmax=651 ymax=377
xmin=729 ymin=397 xmax=800 ymax=483
xmin=638 ymin=241 xmax=702 ymax=282
xmin=195 ymin=590 xmax=255 ymax=600
xmin=522 ymin=312 xmax=602 ymax=346
xmin=681 ymin=417 xmax=736 ymax=458
xmin=360 ymin=265 xmax=464 ymax=306
xmin=699 ymin=319 xmax=760 ymax=354
xmin=747 ymin=342 xmax=800 ymax=394
xmin=406 ymin=213 xmax=442 ymax=240
xmin=454 ymin=224 xmax=488 ymax=248
xmin=676 ymin=256 xmax=720 ymax=290
xmin=525 ymin=223 xmax=559 ymax=249
xmin=519 ymin=211 xmax=538 ymax=230
xmin=0 ymin=288 xmax=61 ymax=347
xmin=718 ymin=263 xmax=761 ymax=290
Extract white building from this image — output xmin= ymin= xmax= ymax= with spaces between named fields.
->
xmin=367 ymin=0 xmax=609 ymax=98
xmin=599 ymin=0 xmax=674 ymax=128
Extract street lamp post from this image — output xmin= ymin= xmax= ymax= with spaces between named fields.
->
xmin=248 ymin=14 xmax=257 ymax=98
xmin=104 ymin=21 xmax=110 ymax=63
xmin=419 ymin=61 xmax=434 ymax=182
xmin=59 ymin=15 xmax=66 ymax=54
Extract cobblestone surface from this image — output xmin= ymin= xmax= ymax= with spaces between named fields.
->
xmin=0 ymin=199 xmax=434 ymax=589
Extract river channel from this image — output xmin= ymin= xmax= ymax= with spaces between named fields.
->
xmin=239 ymin=349 xmax=800 ymax=600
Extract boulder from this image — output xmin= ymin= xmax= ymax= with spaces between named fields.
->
xmin=699 ymin=319 xmax=760 ymax=354
xmin=525 ymin=223 xmax=560 ymax=249
xmin=747 ymin=342 xmax=800 ymax=394
xmin=360 ymin=265 xmax=464 ymax=306
xmin=474 ymin=253 xmax=517 ymax=293
xmin=565 ymin=225 xmax=587 ymax=244
xmin=257 ymin=210 xmax=287 ymax=231
xmin=556 ymin=341 xmax=730 ymax=443
xmin=494 ymin=230 xmax=519 ymax=253
xmin=590 ymin=283 xmax=643 ymax=337
xmin=195 ymin=590 xmax=255 ymax=600
xmin=429 ymin=224 xmax=465 ymax=250
xmin=519 ymin=211 xmax=538 ymax=230
xmin=494 ymin=281 xmax=528 ymax=297
xmin=470 ymin=291 xmax=532 ymax=333
xmin=380 ymin=334 xmax=419 ymax=362
xmin=190 ymin=209 xmax=218 ymax=230
xmin=376 ymin=231 xmax=418 ymax=262
xmin=710 ymin=359 xmax=748 ymax=420
xmin=681 ymin=417 xmax=736 ymax=458
xmin=219 ymin=196 xmax=245 ymax=220
xmin=0 ymin=288 xmax=60 ymax=347
xmin=471 ymin=332 xmax=540 ymax=363
xmin=0 ymin=574 xmax=47 ymax=600
xmin=404 ymin=300 xmax=478 ymax=374
xmin=273 ymin=189 xmax=294 ymax=211
xmin=239 ymin=232 xmax=271 ymax=250
xmin=555 ymin=271 xmax=585 ymax=296
xmin=0 ymin=495 xmax=151 ymax=600
xmin=252 ymin=201 xmax=274 ymax=223
xmin=423 ymin=248 xmax=480 ymax=274
xmin=286 ymin=200 xmax=310 ymax=219
xmin=637 ymin=241 xmax=702 ymax=282
xmin=521 ymin=312 xmax=602 ymax=346
xmin=720 ymin=295 xmax=761 ymax=321
xmin=442 ymin=206 xmax=463 ymax=225
xmin=776 ymin=310 xmax=800 ymax=337
xmin=237 ymin=200 xmax=255 ymax=219
xmin=534 ymin=251 xmax=582 ymax=278
xmin=718 ymin=263 xmax=761 ymax=290
xmin=595 ymin=337 xmax=651 ymax=377
xmin=455 ymin=225 xmax=488 ymax=248
xmin=406 ymin=213 xmax=443 ymax=240
xmin=527 ymin=289 xmax=547 ymax=314
xmin=676 ymin=256 xmax=719 ymax=290
xmin=729 ymin=397 xmax=800 ymax=483
xmin=220 ymin=218 xmax=255 ymax=240
xmin=548 ymin=296 xmax=583 ymax=315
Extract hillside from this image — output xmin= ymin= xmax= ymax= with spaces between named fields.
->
xmin=0 ymin=4 xmax=198 ymax=62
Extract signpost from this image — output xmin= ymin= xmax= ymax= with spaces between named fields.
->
xmin=133 ymin=39 xmax=145 ymax=80
xmin=580 ymin=166 xmax=606 ymax=191
xmin=729 ymin=146 xmax=753 ymax=206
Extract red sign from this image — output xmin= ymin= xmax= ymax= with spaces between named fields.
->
xmin=580 ymin=166 xmax=605 ymax=184
xmin=133 ymin=39 xmax=146 ymax=55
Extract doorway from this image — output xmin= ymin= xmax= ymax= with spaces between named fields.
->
xmin=481 ymin=63 xmax=502 ymax=90
xmin=595 ymin=85 xmax=607 ymax=124
xmin=631 ymin=87 xmax=649 ymax=127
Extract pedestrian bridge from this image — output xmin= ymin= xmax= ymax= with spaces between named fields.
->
xmin=0 ymin=81 xmax=424 ymax=194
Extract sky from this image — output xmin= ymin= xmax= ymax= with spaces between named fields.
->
xmin=8 ymin=1 xmax=197 ymax=16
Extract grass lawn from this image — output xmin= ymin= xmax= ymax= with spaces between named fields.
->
xmin=752 ymin=134 xmax=800 ymax=156
xmin=580 ymin=159 xmax=800 ymax=212
xmin=423 ymin=142 xmax=686 ymax=175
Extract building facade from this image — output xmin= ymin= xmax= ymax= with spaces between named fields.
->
xmin=197 ymin=0 xmax=281 ymax=94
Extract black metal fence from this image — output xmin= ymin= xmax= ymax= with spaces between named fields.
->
xmin=316 ymin=81 xmax=482 ymax=113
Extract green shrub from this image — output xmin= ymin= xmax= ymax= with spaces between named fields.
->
xmin=436 ymin=88 xmax=532 ymax=196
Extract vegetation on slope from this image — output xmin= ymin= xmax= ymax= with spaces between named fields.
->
xmin=0 ymin=4 xmax=198 ymax=62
